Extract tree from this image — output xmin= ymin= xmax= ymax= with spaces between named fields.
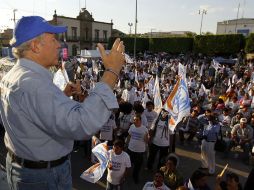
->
xmin=245 ymin=33 xmax=254 ymax=53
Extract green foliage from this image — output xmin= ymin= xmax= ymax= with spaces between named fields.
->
xmin=193 ymin=34 xmax=245 ymax=56
xmin=109 ymin=34 xmax=246 ymax=55
xmin=149 ymin=37 xmax=193 ymax=53
xmin=245 ymin=33 xmax=254 ymax=53
xmin=108 ymin=37 xmax=149 ymax=53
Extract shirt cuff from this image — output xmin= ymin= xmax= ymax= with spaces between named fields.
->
xmin=92 ymin=82 xmax=119 ymax=110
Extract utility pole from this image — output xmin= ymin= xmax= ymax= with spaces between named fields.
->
xmin=150 ymin=28 xmax=155 ymax=38
xmin=13 ymin=9 xmax=18 ymax=26
xmin=134 ymin=0 xmax=137 ymax=61
xmin=199 ymin=9 xmax=207 ymax=35
xmin=128 ymin=23 xmax=133 ymax=34
xmin=235 ymin=3 xmax=240 ymax=34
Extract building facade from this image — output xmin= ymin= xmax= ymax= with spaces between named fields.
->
xmin=217 ymin=18 xmax=254 ymax=36
xmin=50 ymin=8 xmax=113 ymax=56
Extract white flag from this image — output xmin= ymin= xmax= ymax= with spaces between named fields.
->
xmin=80 ymin=142 xmax=109 ymax=183
xmin=153 ymin=75 xmax=162 ymax=111
xmin=164 ymin=78 xmax=191 ymax=132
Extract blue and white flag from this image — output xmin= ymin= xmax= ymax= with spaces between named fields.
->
xmin=80 ymin=142 xmax=109 ymax=183
xmin=164 ymin=78 xmax=190 ymax=132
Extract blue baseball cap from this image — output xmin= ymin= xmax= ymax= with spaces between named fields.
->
xmin=10 ymin=16 xmax=67 ymax=47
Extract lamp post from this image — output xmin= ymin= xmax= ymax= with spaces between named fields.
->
xmin=128 ymin=23 xmax=133 ymax=34
xmin=199 ymin=9 xmax=207 ymax=35
xmin=235 ymin=3 xmax=240 ymax=34
xmin=150 ymin=28 xmax=156 ymax=38
xmin=13 ymin=9 xmax=18 ymax=26
xmin=134 ymin=0 xmax=137 ymax=61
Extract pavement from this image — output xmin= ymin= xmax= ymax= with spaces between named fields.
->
xmin=70 ymin=142 xmax=252 ymax=190
xmin=0 ymin=132 xmax=252 ymax=190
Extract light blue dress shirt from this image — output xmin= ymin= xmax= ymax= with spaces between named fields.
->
xmin=0 ymin=58 xmax=118 ymax=161
xmin=203 ymin=122 xmax=220 ymax=142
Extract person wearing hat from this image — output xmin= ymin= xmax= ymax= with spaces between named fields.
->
xmin=0 ymin=16 xmax=125 ymax=189
xmin=238 ymin=104 xmax=251 ymax=120
xmin=230 ymin=111 xmax=242 ymax=130
xmin=226 ymin=117 xmax=253 ymax=164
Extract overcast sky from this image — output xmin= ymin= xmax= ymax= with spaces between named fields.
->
xmin=0 ymin=0 xmax=253 ymax=34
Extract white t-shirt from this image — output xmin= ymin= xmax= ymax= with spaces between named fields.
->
xmin=152 ymin=120 xmax=170 ymax=147
xmin=144 ymin=109 xmax=158 ymax=129
xmin=100 ymin=115 xmax=117 ymax=141
xmin=107 ymin=150 xmax=131 ymax=185
xmin=128 ymin=125 xmax=148 ymax=152
xmin=142 ymin=182 xmax=170 ymax=190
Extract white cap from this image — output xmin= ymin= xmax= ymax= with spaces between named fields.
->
xmin=240 ymin=118 xmax=247 ymax=123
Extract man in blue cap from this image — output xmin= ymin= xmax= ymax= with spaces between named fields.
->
xmin=0 ymin=16 xmax=125 ymax=190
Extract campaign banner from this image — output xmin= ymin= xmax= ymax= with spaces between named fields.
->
xmin=80 ymin=142 xmax=109 ymax=183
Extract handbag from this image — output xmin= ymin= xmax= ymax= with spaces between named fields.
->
xmin=214 ymin=126 xmax=227 ymax=152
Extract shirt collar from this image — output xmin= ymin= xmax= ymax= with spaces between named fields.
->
xmin=18 ymin=58 xmax=53 ymax=81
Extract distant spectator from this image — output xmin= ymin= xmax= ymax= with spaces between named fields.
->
xmin=160 ymin=154 xmax=183 ymax=190
xmin=143 ymin=170 xmax=170 ymax=190
xmin=184 ymin=170 xmax=211 ymax=190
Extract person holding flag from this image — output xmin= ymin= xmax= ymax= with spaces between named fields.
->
xmin=106 ymin=139 xmax=131 ymax=190
xmin=146 ymin=109 xmax=170 ymax=170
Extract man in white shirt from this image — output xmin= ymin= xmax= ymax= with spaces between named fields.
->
xmin=121 ymin=84 xmax=137 ymax=105
xmin=107 ymin=139 xmax=131 ymax=190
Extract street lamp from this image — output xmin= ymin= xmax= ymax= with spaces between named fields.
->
xmin=13 ymin=9 xmax=18 ymax=25
xmin=128 ymin=23 xmax=133 ymax=34
xmin=150 ymin=28 xmax=156 ymax=38
xmin=134 ymin=0 xmax=137 ymax=61
xmin=199 ymin=9 xmax=207 ymax=35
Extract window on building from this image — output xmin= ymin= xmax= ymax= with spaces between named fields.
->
xmin=95 ymin=29 xmax=99 ymax=41
xmin=103 ymin=30 xmax=107 ymax=41
xmin=71 ymin=27 xmax=77 ymax=40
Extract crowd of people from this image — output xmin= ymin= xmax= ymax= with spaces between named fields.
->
xmin=1 ymin=15 xmax=254 ymax=190
xmin=51 ymin=48 xmax=254 ymax=190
